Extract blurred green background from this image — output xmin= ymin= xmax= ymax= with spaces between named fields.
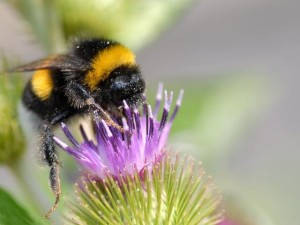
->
xmin=0 ymin=0 xmax=299 ymax=225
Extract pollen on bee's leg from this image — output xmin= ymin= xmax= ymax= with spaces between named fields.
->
xmin=85 ymin=97 xmax=95 ymax=105
xmin=89 ymin=101 xmax=126 ymax=133
xmin=104 ymin=116 xmax=126 ymax=133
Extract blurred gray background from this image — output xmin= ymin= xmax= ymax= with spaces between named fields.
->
xmin=142 ymin=2 xmax=300 ymax=224
xmin=0 ymin=0 xmax=299 ymax=224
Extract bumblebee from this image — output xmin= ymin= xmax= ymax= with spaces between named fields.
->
xmin=12 ymin=38 xmax=145 ymax=218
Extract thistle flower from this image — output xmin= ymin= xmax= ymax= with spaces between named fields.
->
xmin=54 ymin=84 xmax=223 ymax=224
xmin=54 ymin=84 xmax=180 ymax=180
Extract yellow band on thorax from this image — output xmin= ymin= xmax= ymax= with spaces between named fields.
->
xmin=31 ymin=70 xmax=53 ymax=101
xmin=84 ymin=44 xmax=136 ymax=91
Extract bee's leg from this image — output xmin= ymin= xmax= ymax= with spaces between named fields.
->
xmin=50 ymin=110 xmax=72 ymax=125
xmin=87 ymin=100 xmax=125 ymax=133
xmin=65 ymin=81 xmax=125 ymax=132
xmin=41 ymin=123 xmax=61 ymax=219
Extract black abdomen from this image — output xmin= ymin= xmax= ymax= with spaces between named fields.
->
xmin=22 ymin=70 xmax=74 ymax=123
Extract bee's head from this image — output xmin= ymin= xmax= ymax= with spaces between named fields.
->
xmin=108 ymin=65 xmax=145 ymax=108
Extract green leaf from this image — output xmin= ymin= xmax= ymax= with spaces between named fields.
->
xmin=6 ymin=0 xmax=194 ymax=52
xmin=54 ymin=0 xmax=195 ymax=50
xmin=0 ymin=68 xmax=26 ymax=165
xmin=0 ymin=187 xmax=40 ymax=225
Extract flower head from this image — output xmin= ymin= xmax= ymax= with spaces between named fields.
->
xmin=54 ymin=84 xmax=223 ymax=224
xmin=54 ymin=83 xmax=183 ymax=180
xmin=66 ymin=156 xmax=223 ymax=225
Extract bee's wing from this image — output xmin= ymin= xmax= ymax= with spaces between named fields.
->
xmin=10 ymin=55 xmax=89 ymax=72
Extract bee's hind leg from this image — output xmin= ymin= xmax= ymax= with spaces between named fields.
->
xmin=40 ymin=122 xmax=61 ymax=219
xmin=42 ymin=111 xmax=73 ymax=219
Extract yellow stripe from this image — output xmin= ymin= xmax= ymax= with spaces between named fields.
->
xmin=84 ymin=44 xmax=136 ymax=91
xmin=31 ymin=70 xmax=53 ymax=101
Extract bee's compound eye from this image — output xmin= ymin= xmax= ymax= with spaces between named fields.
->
xmin=111 ymin=78 xmax=127 ymax=106
xmin=110 ymin=70 xmax=145 ymax=107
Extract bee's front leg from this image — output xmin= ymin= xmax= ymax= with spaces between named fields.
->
xmin=65 ymin=81 xmax=125 ymax=132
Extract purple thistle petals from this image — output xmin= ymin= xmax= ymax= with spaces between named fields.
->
xmin=169 ymin=89 xmax=184 ymax=123
xmin=143 ymin=103 xmax=149 ymax=138
xmin=158 ymin=123 xmax=171 ymax=151
xmin=79 ymin=125 xmax=95 ymax=150
xmin=94 ymin=123 xmax=113 ymax=171
xmin=133 ymin=107 xmax=141 ymax=138
xmin=95 ymin=120 xmax=105 ymax=148
xmin=153 ymin=82 xmax=163 ymax=119
xmin=53 ymin=84 xmax=183 ymax=181
xmin=61 ymin=122 xmax=80 ymax=147
xmin=101 ymin=120 xmax=113 ymax=140
xmin=52 ymin=136 xmax=68 ymax=150
xmin=159 ymin=90 xmax=184 ymax=143
xmin=123 ymin=100 xmax=134 ymax=132
xmin=79 ymin=124 xmax=89 ymax=142
xmin=80 ymin=144 xmax=102 ymax=172
xmin=52 ymin=136 xmax=76 ymax=157
xmin=53 ymin=136 xmax=92 ymax=166
xmin=96 ymin=121 xmax=116 ymax=163
xmin=121 ymin=117 xmax=131 ymax=146
xmin=158 ymin=90 xmax=184 ymax=148
xmin=145 ymin=106 xmax=157 ymax=160
xmin=121 ymin=117 xmax=129 ymax=132
xmin=148 ymin=105 xmax=154 ymax=139
xmin=159 ymin=90 xmax=171 ymax=132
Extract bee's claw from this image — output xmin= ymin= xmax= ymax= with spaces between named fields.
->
xmin=44 ymin=194 xmax=60 ymax=219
